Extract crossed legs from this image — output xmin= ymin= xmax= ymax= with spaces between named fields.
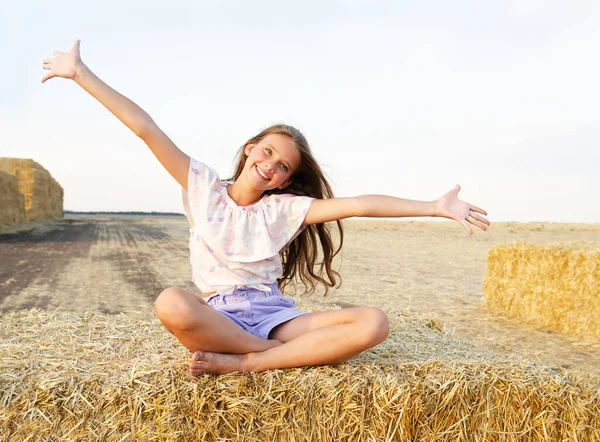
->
xmin=154 ymin=287 xmax=390 ymax=375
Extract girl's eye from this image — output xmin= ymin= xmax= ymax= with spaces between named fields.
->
xmin=281 ymin=164 xmax=288 ymax=172
xmin=265 ymin=148 xmax=272 ymax=155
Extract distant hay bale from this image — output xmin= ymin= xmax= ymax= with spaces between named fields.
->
xmin=484 ymin=242 xmax=600 ymax=340
xmin=0 ymin=157 xmax=63 ymax=227
xmin=0 ymin=170 xmax=26 ymax=227
xmin=1 ymin=308 xmax=598 ymax=441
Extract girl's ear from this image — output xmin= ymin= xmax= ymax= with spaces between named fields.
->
xmin=245 ymin=143 xmax=257 ymax=156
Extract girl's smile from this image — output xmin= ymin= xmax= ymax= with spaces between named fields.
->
xmin=254 ymin=164 xmax=271 ymax=181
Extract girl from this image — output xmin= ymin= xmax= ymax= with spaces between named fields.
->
xmin=42 ymin=40 xmax=490 ymax=376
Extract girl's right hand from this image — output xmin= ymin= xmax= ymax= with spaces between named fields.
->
xmin=42 ymin=40 xmax=83 ymax=83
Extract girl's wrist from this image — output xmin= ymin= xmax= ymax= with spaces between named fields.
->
xmin=73 ymin=61 xmax=88 ymax=83
xmin=431 ymin=199 xmax=442 ymax=217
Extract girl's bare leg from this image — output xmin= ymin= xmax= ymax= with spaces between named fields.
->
xmin=189 ymin=307 xmax=389 ymax=375
xmin=154 ymin=287 xmax=281 ymax=354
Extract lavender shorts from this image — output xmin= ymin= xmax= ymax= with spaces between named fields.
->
xmin=204 ymin=283 xmax=308 ymax=340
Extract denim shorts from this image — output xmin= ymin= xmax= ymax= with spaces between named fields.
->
xmin=204 ymin=283 xmax=308 ymax=340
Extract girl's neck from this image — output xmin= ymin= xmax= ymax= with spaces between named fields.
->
xmin=226 ymin=180 xmax=264 ymax=207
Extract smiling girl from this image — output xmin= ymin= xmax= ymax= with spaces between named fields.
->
xmin=43 ymin=40 xmax=490 ymax=375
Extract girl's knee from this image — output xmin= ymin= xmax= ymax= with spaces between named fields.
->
xmin=155 ymin=287 xmax=181 ymax=313
xmin=155 ymin=287 xmax=196 ymax=329
xmin=360 ymin=307 xmax=389 ymax=346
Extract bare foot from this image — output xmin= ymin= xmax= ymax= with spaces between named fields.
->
xmin=189 ymin=351 xmax=247 ymax=376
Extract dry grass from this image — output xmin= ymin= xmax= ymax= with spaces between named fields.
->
xmin=1 ymin=307 xmax=599 ymax=441
xmin=484 ymin=242 xmax=600 ymax=340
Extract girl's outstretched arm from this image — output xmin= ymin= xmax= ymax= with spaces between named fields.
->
xmin=304 ymin=185 xmax=489 ymax=235
xmin=42 ymin=40 xmax=190 ymax=190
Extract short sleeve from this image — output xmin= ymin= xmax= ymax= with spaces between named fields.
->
xmin=261 ymin=193 xmax=315 ymax=253
xmin=181 ymin=158 xmax=221 ymax=228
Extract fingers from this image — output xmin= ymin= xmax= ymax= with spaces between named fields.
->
xmin=449 ymin=185 xmax=487 ymax=216
xmin=41 ymin=72 xmax=54 ymax=83
xmin=72 ymin=39 xmax=81 ymax=52
xmin=448 ymin=184 xmax=460 ymax=195
xmin=460 ymin=219 xmax=474 ymax=236
xmin=469 ymin=211 xmax=490 ymax=226
xmin=43 ymin=55 xmax=55 ymax=76
xmin=469 ymin=204 xmax=487 ymax=216
xmin=41 ymin=59 xmax=53 ymax=83
xmin=466 ymin=215 xmax=487 ymax=231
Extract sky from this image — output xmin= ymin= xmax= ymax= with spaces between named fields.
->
xmin=1 ymin=0 xmax=599 ymax=222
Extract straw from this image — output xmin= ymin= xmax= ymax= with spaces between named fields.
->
xmin=484 ymin=242 xmax=600 ymax=340
xmin=0 ymin=157 xmax=63 ymax=226
xmin=0 ymin=170 xmax=26 ymax=228
xmin=1 ymin=307 xmax=598 ymax=441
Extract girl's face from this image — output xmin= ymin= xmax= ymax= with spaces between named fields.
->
xmin=243 ymin=133 xmax=301 ymax=190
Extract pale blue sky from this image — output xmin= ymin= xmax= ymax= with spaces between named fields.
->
xmin=1 ymin=1 xmax=599 ymax=222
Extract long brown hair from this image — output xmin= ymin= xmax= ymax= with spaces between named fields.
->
xmin=227 ymin=124 xmax=343 ymax=296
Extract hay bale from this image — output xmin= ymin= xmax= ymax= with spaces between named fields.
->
xmin=0 ymin=157 xmax=63 ymax=225
xmin=484 ymin=242 xmax=600 ymax=340
xmin=1 ymin=308 xmax=598 ymax=441
xmin=0 ymin=170 xmax=26 ymax=227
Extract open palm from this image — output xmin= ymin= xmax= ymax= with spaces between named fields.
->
xmin=42 ymin=40 xmax=82 ymax=83
xmin=436 ymin=185 xmax=490 ymax=235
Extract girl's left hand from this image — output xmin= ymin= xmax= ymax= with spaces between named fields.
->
xmin=435 ymin=185 xmax=490 ymax=235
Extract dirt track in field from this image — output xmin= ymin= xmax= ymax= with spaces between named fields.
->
xmin=1 ymin=215 xmax=599 ymax=377
xmin=0 ymin=215 xmax=197 ymax=314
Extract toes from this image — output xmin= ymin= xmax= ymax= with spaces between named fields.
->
xmin=189 ymin=362 xmax=208 ymax=376
xmin=189 ymin=359 xmax=207 ymax=368
xmin=191 ymin=351 xmax=205 ymax=362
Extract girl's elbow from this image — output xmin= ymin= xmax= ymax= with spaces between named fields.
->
xmin=352 ymin=196 xmax=370 ymax=218
xmin=135 ymin=118 xmax=158 ymax=138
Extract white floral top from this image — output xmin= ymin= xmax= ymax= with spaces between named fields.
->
xmin=182 ymin=158 xmax=315 ymax=294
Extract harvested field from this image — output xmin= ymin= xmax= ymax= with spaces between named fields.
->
xmin=1 ymin=216 xmax=599 ymax=375
xmin=1 ymin=215 xmax=599 ymax=440
xmin=0 ymin=215 xmax=195 ymax=314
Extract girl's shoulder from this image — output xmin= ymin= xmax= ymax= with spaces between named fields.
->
xmin=189 ymin=158 xmax=221 ymax=187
